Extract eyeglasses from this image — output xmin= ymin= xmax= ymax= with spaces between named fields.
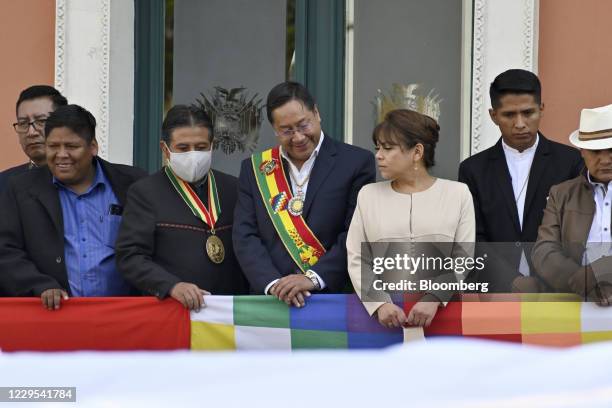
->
xmin=13 ymin=118 xmax=47 ymax=134
xmin=276 ymin=120 xmax=314 ymax=138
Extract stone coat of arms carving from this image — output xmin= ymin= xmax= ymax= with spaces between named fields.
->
xmin=195 ymin=86 xmax=264 ymax=155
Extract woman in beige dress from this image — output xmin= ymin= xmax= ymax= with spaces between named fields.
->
xmin=347 ymin=109 xmax=475 ymax=328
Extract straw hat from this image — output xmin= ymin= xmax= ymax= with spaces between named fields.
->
xmin=569 ymin=104 xmax=612 ymax=150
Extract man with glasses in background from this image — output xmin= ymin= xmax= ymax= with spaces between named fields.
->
xmin=0 ymin=85 xmax=68 ymax=192
xmin=233 ymin=81 xmax=375 ymax=308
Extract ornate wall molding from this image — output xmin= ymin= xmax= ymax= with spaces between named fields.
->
xmin=470 ymin=0 xmax=487 ymax=153
xmin=54 ymin=0 xmax=67 ymax=93
xmin=53 ymin=0 xmax=133 ymax=163
xmin=97 ymin=0 xmax=111 ymax=159
xmin=522 ymin=0 xmax=536 ymax=71
xmin=470 ymin=0 xmax=539 ymax=153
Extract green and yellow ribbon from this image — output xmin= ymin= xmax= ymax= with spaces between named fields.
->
xmin=165 ymin=166 xmax=221 ymax=230
xmin=251 ymin=147 xmax=325 ymax=272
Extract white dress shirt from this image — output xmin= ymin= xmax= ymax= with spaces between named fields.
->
xmin=265 ymin=132 xmax=326 ymax=294
xmin=583 ymin=172 xmax=612 ymax=265
xmin=502 ymin=134 xmax=539 ymax=276
xmin=280 ymin=131 xmax=325 ymax=197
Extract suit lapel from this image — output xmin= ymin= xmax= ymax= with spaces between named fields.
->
xmin=577 ymin=179 xmax=596 ymax=246
xmin=302 ymin=135 xmax=337 ymax=219
xmin=99 ymin=158 xmax=128 ymax=205
xmin=32 ymin=169 xmax=64 ymax=240
xmin=523 ymin=135 xmax=551 ymax=225
xmin=491 ymin=140 xmax=521 ymax=235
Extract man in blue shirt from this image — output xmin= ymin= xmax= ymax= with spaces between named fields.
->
xmin=0 ymin=105 xmax=146 ymax=309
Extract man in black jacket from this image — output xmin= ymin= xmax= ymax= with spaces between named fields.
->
xmin=459 ymin=69 xmax=583 ymax=292
xmin=116 ymin=105 xmax=248 ymax=312
xmin=0 ymin=85 xmax=68 ymax=192
xmin=0 ymin=105 xmax=146 ymax=308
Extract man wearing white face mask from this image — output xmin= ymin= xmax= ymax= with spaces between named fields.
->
xmin=116 ymin=105 xmax=248 ymax=311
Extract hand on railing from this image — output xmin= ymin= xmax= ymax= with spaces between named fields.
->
xmin=170 ymin=282 xmax=210 ymax=312
xmin=41 ymin=289 xmax=69 ymax=310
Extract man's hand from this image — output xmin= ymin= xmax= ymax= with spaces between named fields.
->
xmin=376 ymin=303 xmax=406 ymax=328
xmin=511 ymin=276 xmax=540 ymax=293
xmin=406 ymin=301 xmax=440 ymax=327
xmin=41 ymin=289 xmax=69 ymax=311
xmin=169 ymin=282 xmax=210 ymax=312
xmin=569 ymin=266 xmax=598 ymax=298
xmin=270 ymin=274 xmax=313 ymax=308
xmin=596 ymin=284 xmax=612 ymax=307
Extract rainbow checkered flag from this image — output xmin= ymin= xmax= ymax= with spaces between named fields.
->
xmin=191 ymin=293 xmax=612 ymax=349
xmin=190 ymin=295 xmax=403 ymax=350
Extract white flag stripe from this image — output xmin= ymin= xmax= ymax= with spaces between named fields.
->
xmin=191 ymin=296 xmax=234 ymax=324
xmin=235 ymin=326 xmax=292 ymax=350
xmin=581 ymin=303 xmax=612 ymax=332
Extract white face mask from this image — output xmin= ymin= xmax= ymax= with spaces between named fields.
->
xmin=165 ymin=144 xmax=212 ymax=183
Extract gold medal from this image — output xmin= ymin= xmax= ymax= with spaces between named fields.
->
xmin=287 ymin=196 xmax=305 ymax=217
xmin=286 ymin=164 xmax=310 ymax=218
xmin=206 ymin=234 xmax=225 ymax=264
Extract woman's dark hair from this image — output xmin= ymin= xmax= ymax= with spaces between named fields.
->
xmin=372 ymin=109 xmax=440 ymax=168
xmin=161 ymin=104 xmax=214 ymax=144
xmin=44 ymin=104 xmax=96 ymax=143
xmin=265 ymin=81 xmax=317 ymax=124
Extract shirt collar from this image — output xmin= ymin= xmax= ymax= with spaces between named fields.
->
xmin=53 ymin=158 xmax=107 ymax=195
xmin=587 ymin=170 xmax=611 ymax=191
xmin=502 ymin=133 xmax=539 ymax=156
xmin=280 ymin=131 xmax=325 ymax=165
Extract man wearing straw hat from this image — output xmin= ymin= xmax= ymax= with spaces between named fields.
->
xmin=532 ymin=104 xmax=612 ymax=306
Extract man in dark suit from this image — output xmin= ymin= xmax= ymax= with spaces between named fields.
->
xmin=233 ymin=81 xmax=376 ymax=307
xmin=116 ymin=105 xmax=248 ymax=312
xmin=0 ymin=85 xmax=68 ymax=191
xmin=0 ymin=105 xmax=145 ymax=309
xmin=458 ymin=69 xmax=583 ymax=292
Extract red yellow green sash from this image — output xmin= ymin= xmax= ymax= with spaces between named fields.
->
xmin=251 ymin=147 xmax=325 ymax=272
xmin=165 ymin=166 xmax=221 ymax=230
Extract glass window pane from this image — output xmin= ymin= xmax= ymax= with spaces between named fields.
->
xmin=349 ymin=0 xmax=464 ymax=180
xmin=168 ymin=0 xmax=294 ymax=176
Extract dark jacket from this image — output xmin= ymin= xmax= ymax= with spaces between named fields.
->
xmin=0 ymin=163 xmax=32 ymax=193
xmin=458 ymin=134 xmax=583 ymax=291
xmin=0 ymin=159 xmax=146 ymax=296
xmin=116 ymin=169 xmax=249 ymax=298
xmin=233 ymin=135 xmax=376 ymax=294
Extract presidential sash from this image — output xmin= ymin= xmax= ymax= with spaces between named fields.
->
xmin=251 ymin=147 xmax=326 ymax=273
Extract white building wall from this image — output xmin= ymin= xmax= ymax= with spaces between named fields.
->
xmin=55 ymin=0 xmax=134 ymax=164
xmin=470 ymin=0 xmax=539 ymax=153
